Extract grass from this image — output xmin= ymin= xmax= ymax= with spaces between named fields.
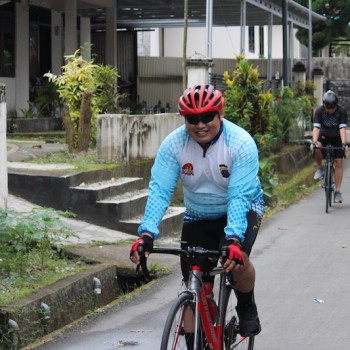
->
xmin=265 ymin=166 xmax=319 ymax=216
xmin=27 ymin=149 xmax=119 ymax=172
xmin=0 ymin=252 xmax=91 ymax=308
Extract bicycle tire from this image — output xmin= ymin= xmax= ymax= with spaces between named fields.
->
xmin=328 ymin=163 xmax=333 ymax=208
xmin=160 ymin=292 xmax=205 ymax=350
xmin=325 ymin=161 xmax=332 ymax=213
xmin=221 ymin=286 xmax=254 ymax=350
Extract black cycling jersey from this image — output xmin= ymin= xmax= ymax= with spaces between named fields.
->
xmin=313 ymin=105 xmax=348 ymax=138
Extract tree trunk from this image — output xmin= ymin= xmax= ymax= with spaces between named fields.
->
xmin=78 ymin=91 xmax=93 ymax=152
xmin=62 ymin=104 xmax=74 ymax=153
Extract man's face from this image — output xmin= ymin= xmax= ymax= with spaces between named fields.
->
xmin=184 ymin=112 xmax=222 ymax=145
xmin=324 ymin=105 xmax=336 ymax=114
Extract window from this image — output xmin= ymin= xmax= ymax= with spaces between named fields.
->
xmin=248 ymin=26 xmax=255 ymax=53
xmin=259 ymin=26 xmax=264 ymax=57
xmin=0 ymin=1 xmax=15 ymax=77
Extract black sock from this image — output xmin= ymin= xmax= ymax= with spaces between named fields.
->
xmin=234 ymin=289 xmax=254 ymax=307
xmin=185 ymin=333 xmax=194 ymax=350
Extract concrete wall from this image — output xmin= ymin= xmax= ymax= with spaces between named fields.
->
xmin=97 ymin=113 xmax=184 ymax=162
xmin=7 ymin=117 xmax=64 ymax=133
xmin=0 ymin=84 xmax=8 ymax=210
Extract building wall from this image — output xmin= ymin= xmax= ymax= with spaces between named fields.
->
xmin=144 ymin=25 xmax=301 ymax=60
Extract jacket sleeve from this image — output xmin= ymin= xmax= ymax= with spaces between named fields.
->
xmin=137 ymin=132 xmax=182 ymax=238
xmin=224 ymin=137 xmax=260 ymax=242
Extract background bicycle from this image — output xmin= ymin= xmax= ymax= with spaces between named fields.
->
xmin=314 ymin=144 xmax=349 ymax=213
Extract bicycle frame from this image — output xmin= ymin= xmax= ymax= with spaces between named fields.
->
xmin=188 ymin=266 xmax=227 ymax=350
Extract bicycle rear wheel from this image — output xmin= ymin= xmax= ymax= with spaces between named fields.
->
xmin=221 ymin=286 xmax=254 ymax=350
xmin=160 ymin=292 xmax=205 ymax=350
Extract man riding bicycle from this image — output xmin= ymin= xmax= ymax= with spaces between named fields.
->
xmin=130 ymin=84 xmax=264 ymax=344
xmin=311 ymin=90 xmax=348 ymax=203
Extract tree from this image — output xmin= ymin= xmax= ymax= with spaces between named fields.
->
xmin=295 ymin=0 xmax=350 ymax=54
xmin=45 ymin=47 xmax=120 ymax=153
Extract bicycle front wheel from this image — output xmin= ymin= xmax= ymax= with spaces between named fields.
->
xmin=160 ymin=292 xmax=204 ymax=350
xmin=325 ymin=161 xmax=332 ymax=213
xmin=222 ymin=286 xmax=254 ymax=350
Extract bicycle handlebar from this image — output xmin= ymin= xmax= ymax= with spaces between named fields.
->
xmin=136 ymin=243 xmax=228 ymax=282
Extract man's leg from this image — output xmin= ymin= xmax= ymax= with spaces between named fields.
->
xmin=334 ymin=158 xmax=343 ymax=203
xmin=233 ymin=211 xmax=261 ymax=337
xmin=233 ymin=254 xmax=261 ymax=336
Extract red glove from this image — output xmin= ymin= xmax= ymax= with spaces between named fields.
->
xmin=130 ymin=235 xmax=154 ymax=257
xmin=224 ymin=240 xmax=244 ymax=265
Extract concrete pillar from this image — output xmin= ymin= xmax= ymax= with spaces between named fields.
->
xmin=80 ymin=17 xmax=91 ymax=61
xmin=292 ymin=61 xmax=306 ymax=87
xmin=64 ymin=0 xmax=77 ymax=55
xmin=51 ymin=10 xmax=63 ymax=75
xmin=15 ymin=0 xmax=30 ymax=116
xmin=105 ymin=6 xmax=117 ymax=67
xmin=313 ymin=67 xmax=324 ymax=107
xmin=0 ymin=84 xmax=8 ymax=210
xmin=186 ymin=53 xmax=214 ymax=88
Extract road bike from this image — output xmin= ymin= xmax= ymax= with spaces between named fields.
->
xmin=137 ymin=243 xmax=255 ymax=350
xmin=314 ymin=144 xmax=345 ymax=213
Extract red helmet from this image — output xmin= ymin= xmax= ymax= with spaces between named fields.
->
xmin=178 ymin=84 xmax=224 ymax=116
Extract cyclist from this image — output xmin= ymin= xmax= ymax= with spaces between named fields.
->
xmin=130 ymin=84 xmax=264 ymax=342
xmin=311 ymin=90 xmax=348 ymax=203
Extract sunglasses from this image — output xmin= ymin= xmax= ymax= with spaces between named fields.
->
xmin=324 ymin=104 xmax=336 ymax=109
xmin=185 ymin=113 xmax=218 ymax=125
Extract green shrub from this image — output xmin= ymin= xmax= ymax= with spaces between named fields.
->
xmin=0 ymin=208 xmax=77 ymax=275
xmin=45 ymin=45 xmax=121 ymax=152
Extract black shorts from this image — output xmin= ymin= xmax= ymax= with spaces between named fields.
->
xmin=180 ymin=210 xmax=262 ymax=283
xmin=319 ymin=135 xmax=345 ymax=159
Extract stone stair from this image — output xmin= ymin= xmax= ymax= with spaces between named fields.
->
xmin=69 ymin=175 xmax=184 ymax=238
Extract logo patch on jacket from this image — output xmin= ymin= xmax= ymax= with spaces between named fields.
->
xmin=219 ymin=164 xmax=230 ymax=178
xmin=182 ymin=163 xmax=194 ymax=176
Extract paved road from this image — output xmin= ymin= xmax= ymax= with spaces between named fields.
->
xmin=26 ymin=158 xmax=350 ymax=350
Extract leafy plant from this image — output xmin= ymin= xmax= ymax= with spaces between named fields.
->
xmin=270 ymin=86 xmax=313 ymax=143
xmin=34 ymin=79 xmax=61 ymax=118
xmin=223 ymin=55 xmax=277 ymax=155
xmin=45 ymin=45 xmax=121 ymax=153
xmin=259 ymin=159 xmax=278 ymax=206
xmin=0 ymin=208 xmax=77 ymax=275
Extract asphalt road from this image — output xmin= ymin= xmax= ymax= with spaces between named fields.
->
xmin=28 ymin=159 xmax=350 ymax=350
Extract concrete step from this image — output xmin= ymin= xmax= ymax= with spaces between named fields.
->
xmin=96 ymin=188 xmax=149 ymax=221
xmin=119 ymin=206 xmax=185 ymax=238
xmin=69 ymin=177 xmax=144 ymax=204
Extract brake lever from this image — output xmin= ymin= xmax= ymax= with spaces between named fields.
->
xmin=136 ymin=242 xmax=151 ymax=282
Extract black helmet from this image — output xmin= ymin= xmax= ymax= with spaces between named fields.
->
xmin=322 ymin=90 xmax=338 ymax=108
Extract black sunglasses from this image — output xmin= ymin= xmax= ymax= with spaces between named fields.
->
xmin=324 ymin=104 xmax=336 ymax=109
xmin=185 ymin=113 xmax=218 ymax=125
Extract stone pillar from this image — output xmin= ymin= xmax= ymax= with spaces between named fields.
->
xmin=0 ymin=84 xmax=8 ymax=210
xmin=292 ymin=61 xmax=306 ymax=87
xmin=106 ymin=6 xmax=117 ymax=67
xmin=80 ymin=17 xmax=91 ymax=61
xmin=313 ymin=67 xmax=324 ymax=107
xmin=16 ymin=0 xmax=30 ymax=115
xmin=51 ymin=10 xmax=63 ymax=75
xmin=186 ymin=53 xmax=214 ymax=88
xmin=64 ymin=0 xmax=77 ymax=55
